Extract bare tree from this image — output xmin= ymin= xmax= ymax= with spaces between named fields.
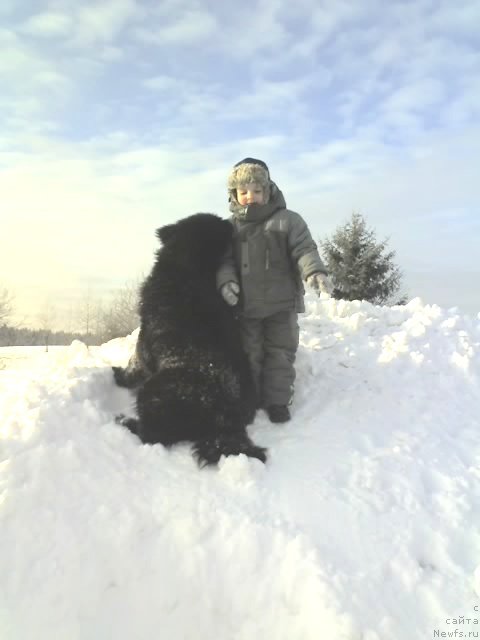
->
xmin=38 ymin=299 xmax=56 ymax=352
xmin=0 ymin=286 xmax=14 ymax=325
xmin=77 ymin=288 xmax=105 ymax=345
xmin=99 ymin=280 xmax=140 ymax=341
xmin=78 ymin=289 xmax=94 ymax=338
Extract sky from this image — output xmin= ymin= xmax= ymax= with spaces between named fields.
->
xmin=1 ymin=294 xmax=480 ymax=638
xmin=1 ymin=0 xmax=480 ymax=328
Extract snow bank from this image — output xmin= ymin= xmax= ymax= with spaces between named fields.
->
xmin=1 ymin=296 xmax=479 ymax=639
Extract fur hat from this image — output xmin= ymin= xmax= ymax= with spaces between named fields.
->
xmin=228 ymin=158 xmax=271 ymax=203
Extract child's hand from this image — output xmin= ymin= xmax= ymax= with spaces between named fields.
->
xmin=307 ymin=273 xmax=334 ymax=297
xmin=220 ymin=281 xmax=240 ymax=306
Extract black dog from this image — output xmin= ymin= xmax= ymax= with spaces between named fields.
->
xmin=112 ymin=213 xmax=266 ymax=467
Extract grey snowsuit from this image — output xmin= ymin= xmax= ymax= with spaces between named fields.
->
xmin=217 ymin=182 xmax=327 ymax=407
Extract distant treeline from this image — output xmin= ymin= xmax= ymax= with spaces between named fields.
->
xmin=0 ymin=324 xmax=104 ymax=347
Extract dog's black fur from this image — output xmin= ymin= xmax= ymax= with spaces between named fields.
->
xmin=112 ymin=213 xmax=266 ymax=467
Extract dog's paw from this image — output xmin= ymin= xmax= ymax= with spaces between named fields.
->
xmin=112 ymin=366 xmax=127 ymax=386
xmin=114 ymin=413 xmax=139 ymax=435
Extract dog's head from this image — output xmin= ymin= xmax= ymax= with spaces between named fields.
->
xmin=156 ymin=213 xmax=233 ymax=269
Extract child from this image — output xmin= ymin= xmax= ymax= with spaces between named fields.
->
xmin=217 ymin=158 xmax=333 ymax=423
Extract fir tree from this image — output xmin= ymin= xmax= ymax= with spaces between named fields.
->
xmin=321 ymin=213 xmax=405 ymax=305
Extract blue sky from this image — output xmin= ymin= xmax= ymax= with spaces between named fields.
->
xmin=1 ymin=0 xmax=479 ymax=328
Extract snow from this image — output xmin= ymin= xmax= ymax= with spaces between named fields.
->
xmin=1 ymin=294 xmax=480 ymax=640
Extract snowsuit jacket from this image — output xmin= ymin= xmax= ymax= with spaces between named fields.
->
xmin=217 ymin=183 xmax=327 ymax=318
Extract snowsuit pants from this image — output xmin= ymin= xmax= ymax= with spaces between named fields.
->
xmin=240 ymin=310 xmax=299 ymax=408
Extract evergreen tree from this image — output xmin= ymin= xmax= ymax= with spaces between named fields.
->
xmin=320 ymin=213 xmax=405 ymax=305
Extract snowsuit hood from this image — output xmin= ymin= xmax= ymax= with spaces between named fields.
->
xmin=228 ymin=158 xmax=272 ymax=208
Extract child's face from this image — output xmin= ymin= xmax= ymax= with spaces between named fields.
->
xmin=236 ymin=182 xmax=265 ymax=206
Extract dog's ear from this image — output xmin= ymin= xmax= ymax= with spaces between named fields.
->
xmin=156 ymin=223 xmax=176 ymax=244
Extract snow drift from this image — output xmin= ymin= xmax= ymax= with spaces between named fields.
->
xmin=1 ymin=295 xmax=480 ymax=640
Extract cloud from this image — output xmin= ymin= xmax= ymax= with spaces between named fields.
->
xmin=21 ymin=12 xmax=73 ymax=38
xmin=430 ymin=0 xmax=480 ymax=38
xmin=381 ymin=79 xmax=446 ymax=115
xmin=0 ymin=30 xmax=75 ymax=132
xmin=73 ymin=0 xmax=142 ymax=45
xmin=142 ymin=75 xmax=181 ymax=92
xmin=134 ymin=9 xmax=217 ymax=46
xmin=0 ymin=0 xmax=15 ymax=16
xmin=17 ymin=0 xmax=143 ymax=47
